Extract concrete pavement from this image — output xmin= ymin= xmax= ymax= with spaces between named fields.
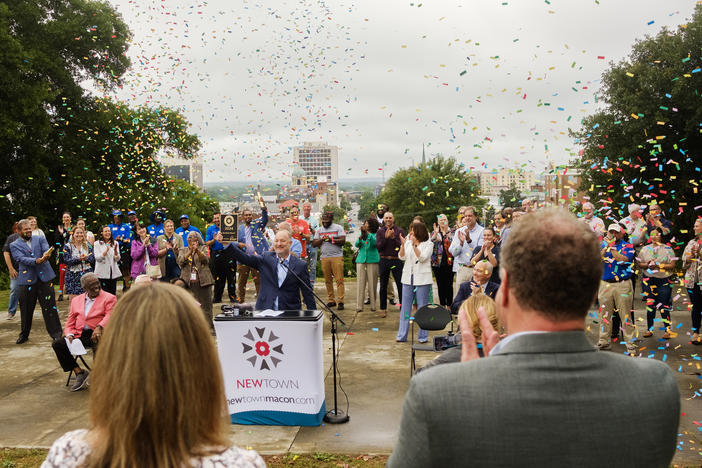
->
xmin=0 ymin=280 xmax=700 ymax=465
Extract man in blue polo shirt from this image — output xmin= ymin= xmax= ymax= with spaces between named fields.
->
xmin=108 ymin=210 xmax=133 ymax=292
xmin=206 ymin=212 xmax=236 ymax=303
xmin=597 ymin=223 xmax=637 ymax=355
xmin=175 ymin=214 xmax=202 ymax=247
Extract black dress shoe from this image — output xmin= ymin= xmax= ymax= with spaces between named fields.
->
xmin=326 ymin=301 xmax=337 ymax=307
xmin=337 ymin=303 xmax=344 ymax=310
xmin=389 ymin=299 xmax=397 ymax=305
xmin=16 ymin=336 xmax=28 ymax=344
xmin=364 ymin=299 xmax=370 ymax=305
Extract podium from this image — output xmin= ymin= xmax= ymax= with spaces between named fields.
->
xmin=214 ymin=310 xmax=326 ymax=426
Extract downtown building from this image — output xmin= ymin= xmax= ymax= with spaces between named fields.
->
xmin=291 ymin=142 xmax=340 ymax=206
xmin=161 ymin=154 xmax=204 ymax=189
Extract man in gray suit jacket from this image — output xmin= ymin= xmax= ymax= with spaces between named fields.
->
xmin=388 ymin=208 xmax=680 ymax=468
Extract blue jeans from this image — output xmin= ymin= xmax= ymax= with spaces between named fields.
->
xmin=8 ymin=277 xmax=18 ymax=316
xmin=641 ymin=276 xmax=672 ymax=330
xmin=397 ymin=278 xmax=431 ymax=342
xmin=307 ymin=247 xmax=318 ymax=286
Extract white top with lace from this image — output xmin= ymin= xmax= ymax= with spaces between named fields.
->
xmin=41 ymin=429 xmax=266 ymax=468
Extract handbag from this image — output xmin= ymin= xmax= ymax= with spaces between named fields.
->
xmin=144 ymin=243 xmax=162 ymax=279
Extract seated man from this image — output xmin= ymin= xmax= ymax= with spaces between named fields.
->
xmin=450 ymin=260 xmax=499 ymax=314
xmin=388 ymin=208 xmax=680 ymax=468
xmin=51 ymin=273 xmax=116 ymax=392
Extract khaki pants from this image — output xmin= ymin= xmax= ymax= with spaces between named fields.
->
xmin=598 ymin=280 xmax=637 ymax=351
xmin=356 ymin=263 xmax=378 ymax=311
xmin=321 ymin=256 xmax=345 ymax=303
xmin=236 ymin=264 xmax=260 ymax=302
xmin=455 ymin=264 xmax=473 ymax=291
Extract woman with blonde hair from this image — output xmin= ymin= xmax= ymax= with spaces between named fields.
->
xmin=417 ymin=294 xmax=499 ymax=373
xmin=62 ymin=226 xmax=94 ymax=303
xmin=42 ymin=282 xmax=265 ymax=468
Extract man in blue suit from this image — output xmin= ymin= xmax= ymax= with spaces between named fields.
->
xmin=450 ymin=260 xmax=500 ymax=314
xmin=222 ymin=229 xmax=315 ymax=311
xmin=235 ymin=206 xmax=269 ymax=302
xmin=10 ymin=219 xmax=63 ymax=344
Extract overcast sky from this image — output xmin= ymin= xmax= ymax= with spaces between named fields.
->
xmin=105 ymin=0 xmax=698 ymax=183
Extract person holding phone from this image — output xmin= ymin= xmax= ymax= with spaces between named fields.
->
xmin=63 ymin=226 xmax=95 ymax=303
xmin=94 ymin=226 xmax=121 ymax=295
xmin=9 ymin=219 xmax=63 ymax=344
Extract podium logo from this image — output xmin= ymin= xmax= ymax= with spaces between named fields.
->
xmin=241 ymin=327 xmax=284 ymax=371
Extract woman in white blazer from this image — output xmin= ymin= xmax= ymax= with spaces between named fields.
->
xmin=397 ymin=220 xmax=434 ymax=342
xmin=94 ymin=226 xmax=122 ymax=295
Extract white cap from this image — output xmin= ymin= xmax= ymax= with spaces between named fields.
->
xmin=607 ymin=224 xmax=622 ymax=233
xmin=628 ymin=203 xmax=641 ymax=214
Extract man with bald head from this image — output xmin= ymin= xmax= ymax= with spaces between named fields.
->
xmin=222 ymin=229 xmax=315 ymax=310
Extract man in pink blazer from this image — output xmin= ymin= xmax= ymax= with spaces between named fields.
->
xmin=51 ymin=272 xmax=116 ymax=391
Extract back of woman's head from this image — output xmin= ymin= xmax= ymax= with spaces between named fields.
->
xmin=88 ymin=282 xmax=228 ymax=467
xmin=459 ymin=294 xmax=499 ymax=341
xmin=366 ymin=217 xmax=380 ymax=233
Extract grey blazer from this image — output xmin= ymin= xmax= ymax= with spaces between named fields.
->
xmin=388 ymin=331 xmax=679 ymax=468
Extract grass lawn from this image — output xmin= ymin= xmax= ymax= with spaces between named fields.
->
xmin=0 ymin=448 xmax=388 ymax=467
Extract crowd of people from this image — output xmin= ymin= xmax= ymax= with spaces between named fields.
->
xmin=2 ymin=197 xmax=699 ymax=466
xmin=3 ymin=197 xmax=702 ymax=351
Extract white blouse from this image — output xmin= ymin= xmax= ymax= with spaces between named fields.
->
xmin=42 ymin=429 xmax=266 ymax=468
xmin=399 ymin=239 xmax=434 ymax=286
xmin=93 ymin=241 xmax=122 ymax=280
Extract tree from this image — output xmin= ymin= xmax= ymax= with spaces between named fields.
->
xmin=1 ymin=0 xmax=131 ymax=232
xmin=339 ymin=195 xmax=352 ymax=212
xmin=379 ymin=156 xmax=486 ymax=229
xmin=358 ymin=190 xmax=380 ymax=222
xmin=0 ymin=0 xmax=210 ymax=241
xmin=322 ymin=204 xmax=350 ymax=231
xmin=498 ymin=184 xmax=523 ymax=208
xmin=572 ymin=5 xmax=702 ymax=239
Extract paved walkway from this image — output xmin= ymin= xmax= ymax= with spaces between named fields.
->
xmin=1 ymin=280 xmax=700 ymax=465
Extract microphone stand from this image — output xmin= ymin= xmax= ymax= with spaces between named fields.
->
xmin=279 ymin=257 xmax=350 ymax=424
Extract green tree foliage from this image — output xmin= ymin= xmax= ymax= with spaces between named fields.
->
xmin=379 ymin=156 xmax=486 ymax=229
xmin=1 ymin=0 xmax=131 ymax=230
xmin=573 ymin=5 xmax=702 ymax=241
xmin=358 ymin=190 xmax=380 ymax=222
xmin=0 ymin=0 xmax=211 ymax=242
xmin=322 ymin=204 xmax=350 ymax=231
xmin=149 ymin=179 xmax=219 ymax=232
xmin=498 ymin=184 xmax=523 ymax=208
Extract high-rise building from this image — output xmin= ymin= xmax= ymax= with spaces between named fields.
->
xmin=292 ymin=142 xmax=339 ymax=206
xmin=478 ymin=168 xmax=535 ymax=196
xmin=294 ymin=142 xmax=339 ymax=184
xmin=161 ymin=155 xmax=203 ymax=189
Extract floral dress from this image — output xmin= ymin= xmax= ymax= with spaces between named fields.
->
xmin=62 ymin=243 xmax=94 ymax=295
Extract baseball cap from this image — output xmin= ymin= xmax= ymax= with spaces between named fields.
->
xmin=607 ymin=224 xmax=622 ymax=233
xmin=111 ymin=209 xmax=122 ymax=216
xmin=628 ymin=204 xmax=641 ymax=214
xmin=179 ymin=214 xmax=189 ymax=220
xmin=127 ymin=210 xmax=137 ymax=216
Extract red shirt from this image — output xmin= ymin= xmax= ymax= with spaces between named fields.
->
xmin=286 ymin=218 xmax=310 ymax=258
